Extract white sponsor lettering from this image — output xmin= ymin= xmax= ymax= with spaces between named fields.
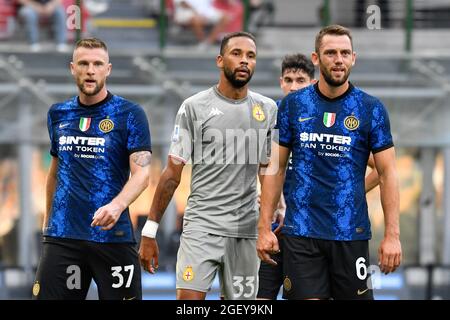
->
xmin=300 ymin=143 xmax=316 ymax=149
xmin=75 ymin=146 xmax=105 ymax=153
xmin=319 ymin=144 xmax=351 ymax=152
xmin=300 ymin=132 xmax=351 ymax=145
xmin=59 ymin=136 xmax=106 ymax=146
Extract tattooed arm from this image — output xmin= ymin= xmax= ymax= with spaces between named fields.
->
xmin=147 ymin=156 xmax=184 ymax=223
xmin=91 ymin=151 xmax=152 ymax=230
xmin=139 ymin=155 xmax=185 ymax=273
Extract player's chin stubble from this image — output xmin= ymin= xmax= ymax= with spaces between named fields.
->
xmin=224 ymin=68 xmax=253 ymax=89
xmin=319 ymin=60 xmax=351 ymax=87
xmin=321 ymin=68 xmax=351 ymax=87
xmin=77 ymin=79 xmax=104 ymax=97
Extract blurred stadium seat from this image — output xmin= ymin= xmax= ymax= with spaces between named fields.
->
xmin=0 ymin=0 xmax=16 ymax=39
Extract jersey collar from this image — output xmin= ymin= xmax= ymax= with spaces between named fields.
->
xmin=314 ymin=82 xmax=354 ymax=102
xmin=77 ymin=91 xmax=113 ymax=109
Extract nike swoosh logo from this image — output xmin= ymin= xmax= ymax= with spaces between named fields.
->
xmin=298 ymin=117 xmax=315 ymax=122
xmin=59 ymin=123 xmax=70 ymax=129
xmin=123 ymin=296 xmax=136 ymax=300
xmin=357 ymin=288 xmax=369 ymax=295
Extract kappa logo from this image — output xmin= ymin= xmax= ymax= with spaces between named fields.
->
xmin=208 ymin=107 xmax=224 ymax=117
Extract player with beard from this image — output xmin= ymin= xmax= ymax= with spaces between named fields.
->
xmin=33 ymin=38 xmax=152 ymax=300
xmin=257 ymin=25 xmax=402 ymax=300
xmin=139 ymin=31 xmax=277 ymax=300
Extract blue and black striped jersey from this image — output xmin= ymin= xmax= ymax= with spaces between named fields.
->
xmin=276 ymin=83 xmax=393 ymax=241
xmin=45 ymin=92 xmax=151 ymax=243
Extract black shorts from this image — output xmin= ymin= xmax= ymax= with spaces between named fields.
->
xmin=32 ymin=236 xmax=142 ymax=300
xmin=257 ymin=236 xmax=283 ymax=299
xmin=282 ymin=235 xmax=374 ymax=300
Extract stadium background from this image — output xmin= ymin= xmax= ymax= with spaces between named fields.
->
xmin=1 ymin=0 xmax=450 ymax=299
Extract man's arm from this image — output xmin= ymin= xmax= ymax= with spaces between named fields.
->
xmin=139 ymin=156 xmax=185 ymax=273
xmin=91 ymin=151 xmax=152 ymax=230
xmin=365 ymin=153 xmax=380 ymax=193
xmin=373 ymin=147 xmax=402 ymax=274
xmin=43 ymin=156 xmax=58 ymax=232
xmin=257 ymin=142 xmax=290 ymax=265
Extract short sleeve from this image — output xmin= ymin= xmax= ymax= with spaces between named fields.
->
xmin=47 ymin=109 xmax=58 ymax=157
xmin=127 ymin=105 xmax=152 ymax=154
xmin=168 ymin=102 xmax=194 ymax=163
xmin=260 ymin=100 xmax=278 ymax=165
xmin=274 ymin=96 xmax=292 ymax=148
xmin=369 ymin=100 xmax=394 ymax=153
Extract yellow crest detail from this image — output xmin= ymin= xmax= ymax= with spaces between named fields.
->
xmin=32 ymin=281 xmax=40 ymax=297
xmin=344 ymin=115 xmax=359 ymax=131
xmin=252 ymin=104 xmax=265 ymax=122
xmin=183 ymin=266 xmax=194 ymax=282
xmin=99 ymin=118 xmax=114 ymax=133
xmin=283 ymin=277 xmax=292 ymax=291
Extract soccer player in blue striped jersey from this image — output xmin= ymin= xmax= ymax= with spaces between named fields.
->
xmin=257 ymin=25 xmax=401 ymax=300
xmin=33 ymin=38 xmax=152 ymax=300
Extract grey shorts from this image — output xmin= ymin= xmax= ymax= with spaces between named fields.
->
xmin=176 ymin=230 xmax=259 ymax=300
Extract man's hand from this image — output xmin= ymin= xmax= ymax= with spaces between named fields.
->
xmin=273 ymin=193 xmax=286 ymax=235
xmin=272 ymin=210 xmax=285 ymax=235
xmin=139 ymin=236 xmax=159 ymax=274
xmin=257 ymin=229 xmax=280 ymax=266
xmin=378 ymin=235 xmax=402 ymax=274
xmin=91 ymin=201 xmax=125 ymax=230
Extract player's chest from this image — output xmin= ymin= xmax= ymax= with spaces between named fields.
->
xmin=289 ymin=103 xmax=371 ymax=160
xmin=201 ymin=102 xmax=270 ymax=133
xmin=292 ymin=104 xmax=369 ymax=142
xmin=53 ymin=113 xmax=127 ymax=153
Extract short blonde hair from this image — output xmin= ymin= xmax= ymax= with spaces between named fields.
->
xmin=75 ymin=38 xmax=108 ymax=52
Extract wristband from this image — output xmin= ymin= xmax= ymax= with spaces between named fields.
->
xmin=141 ymin=219 xmax=159 ymax=238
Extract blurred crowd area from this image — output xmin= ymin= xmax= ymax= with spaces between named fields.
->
xmin=1 ymin=0 xmax=450 ymax=49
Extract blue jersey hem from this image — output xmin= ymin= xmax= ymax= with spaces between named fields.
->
xmin=43 ymin=233 xmax=137 ymax=244
xmin=281 ymin=230 xmax=371 ymax=241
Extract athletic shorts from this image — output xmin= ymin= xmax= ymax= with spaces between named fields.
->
xmin=282 ymin=235 xmax=374 ymax=300
xmin=257 ymin=236 xmax=283 ymax=299
xmin=32 ymin=236 xmax=141 ymax=300
xmin=176 ymin=230 xmax=259 ymax=300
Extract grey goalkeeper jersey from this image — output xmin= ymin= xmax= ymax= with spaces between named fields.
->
xmin=169 ymin=86 xmax=277 ymax=239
